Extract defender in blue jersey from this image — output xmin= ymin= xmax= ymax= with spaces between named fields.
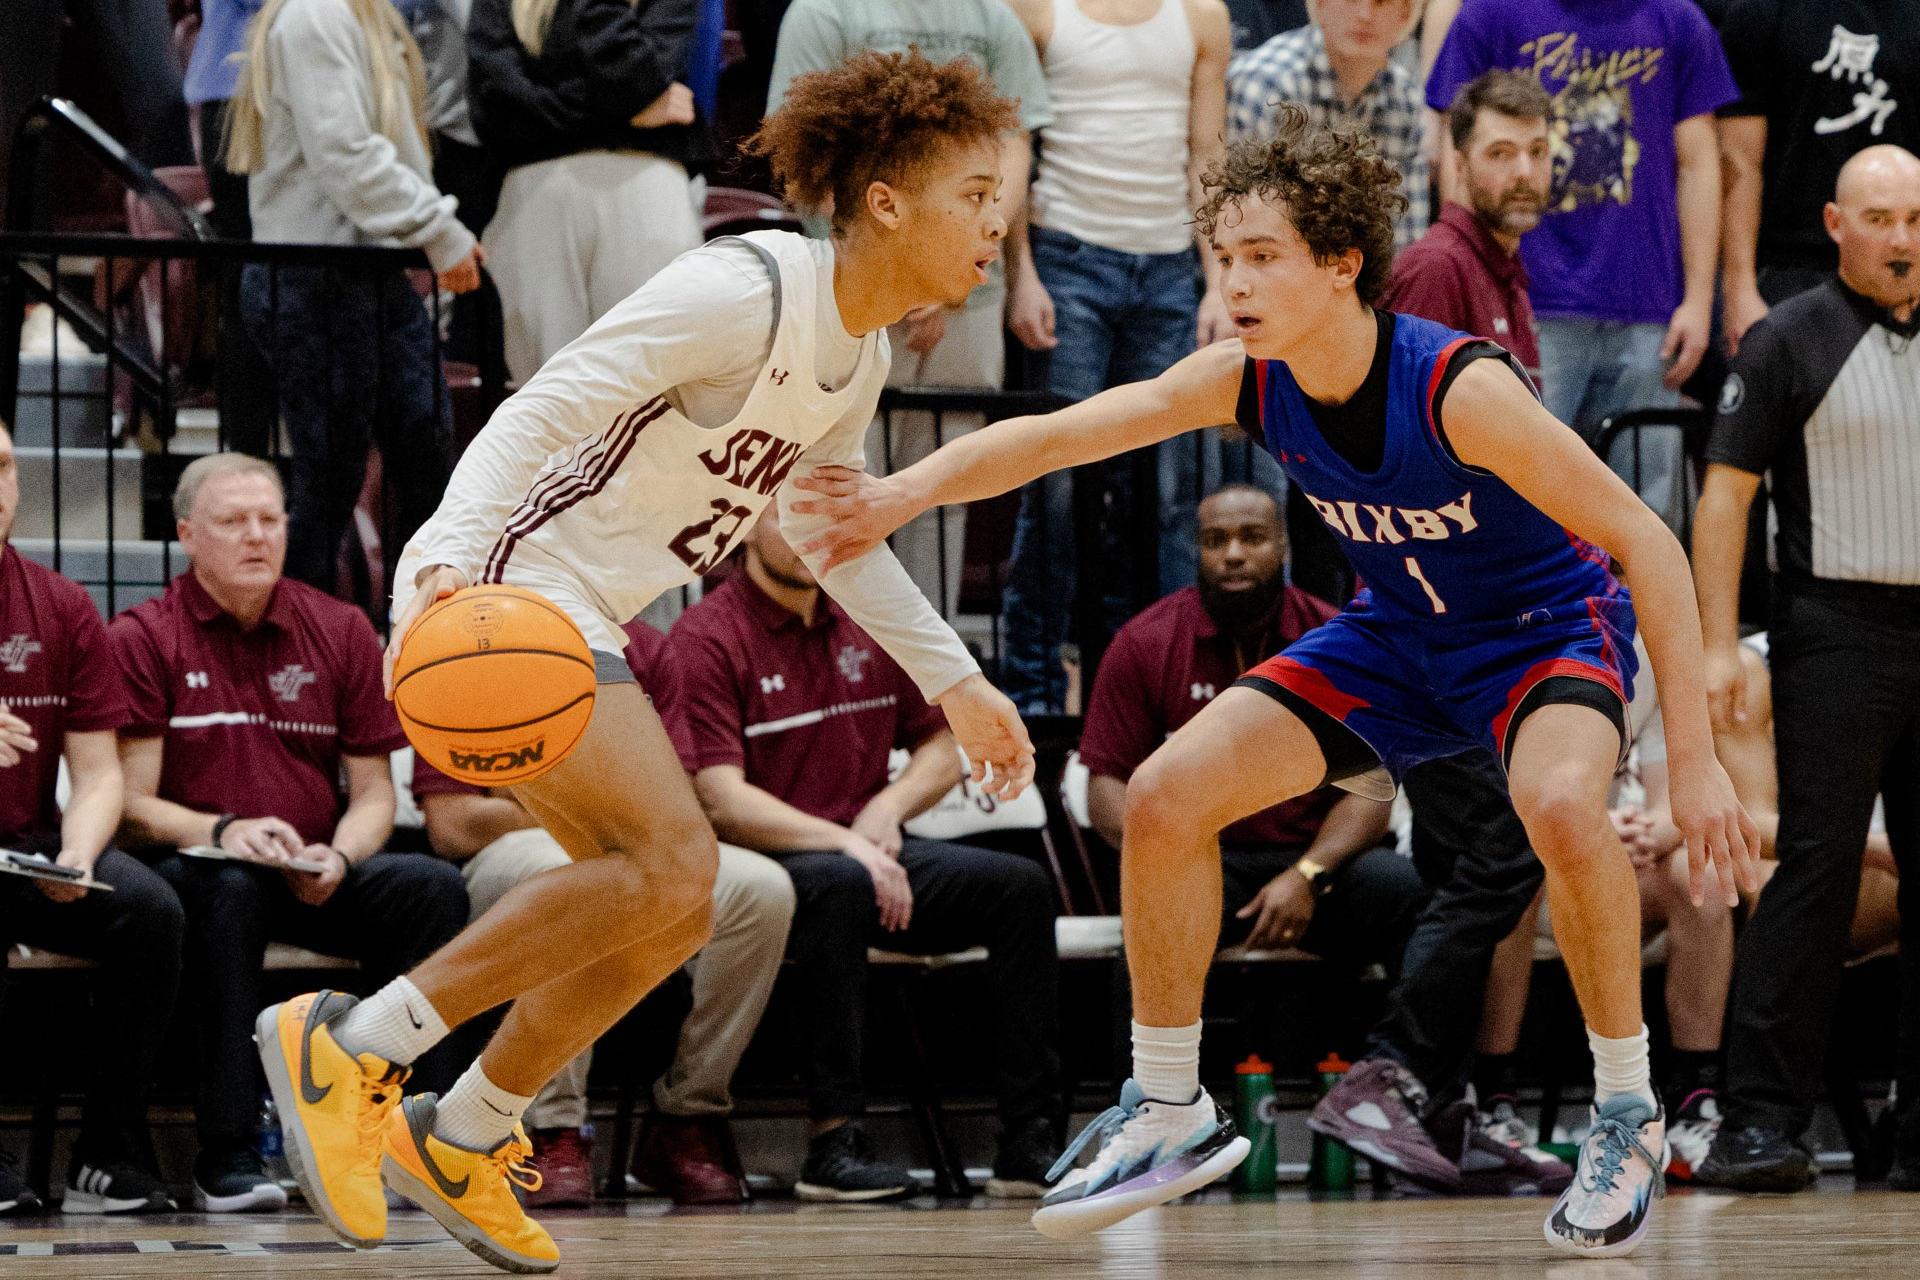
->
xmin=792 ymin=110 xmax=1758 ymax=1259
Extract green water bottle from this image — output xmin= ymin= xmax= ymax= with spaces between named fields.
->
xmin=1233 ymin=1054 xmax=1278 ymax=1192
xmin=1309 ymin=1053 xmax=1356 ymax=1192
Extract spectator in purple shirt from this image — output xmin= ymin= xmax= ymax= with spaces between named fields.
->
xmin=1079 ymin=486 xmax=1422 ymax=963
xmin=1426 ymin=0 xmax=1738 ymax=444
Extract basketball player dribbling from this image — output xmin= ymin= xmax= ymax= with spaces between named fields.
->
xmin=252 ymin=52 xmax=1033 ymax=1274
xmin=793 ymin=110 xmax=1761 ymax=1257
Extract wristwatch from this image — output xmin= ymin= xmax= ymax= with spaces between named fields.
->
xmin=1293 ymin=855 xmax=1329 ymax=893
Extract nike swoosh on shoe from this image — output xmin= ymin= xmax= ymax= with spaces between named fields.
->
xmin=406 ymin=1101 xmax=470 ymax=1200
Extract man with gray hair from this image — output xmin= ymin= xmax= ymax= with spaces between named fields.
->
xmin=108 ymin=452 xmax=469 ymax=1214
xmin=1693 ymin=144 xmax=1920 ymax=1192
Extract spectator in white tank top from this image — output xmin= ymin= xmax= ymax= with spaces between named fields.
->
xmin=999 ymin=0 xmax=1260 ymax=715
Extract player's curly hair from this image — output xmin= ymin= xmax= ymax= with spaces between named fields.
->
xmin=745 ymin=48 xmax=1021 ymax=234
xmin=1195 ymin=104 xmax=1407 ymax=305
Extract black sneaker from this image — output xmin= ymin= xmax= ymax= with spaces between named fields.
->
xmin=0 ymin=1150 xmax=42 ymax=1216
xmin=1426 ymin=1100 xmax=1572 ymax=1197
xmin=63 ymin=1157 xmax=175 ymax=1214
xmin=794 ymin=1123 xmax=920 ymax=1203
xmin=1694 ymin=1124 xmax=1816 ymax=1193
xmin=986 ymin=1116 xmax=1059 ymax=1199
xmin=192 ymin=1143 xmax=289 ymax=1213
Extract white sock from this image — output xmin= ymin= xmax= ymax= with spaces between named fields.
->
xmin=1132 ymin=1020 xmax=1203 ymax=1105
xmin=432 ymin=1060 xmax=535 ymax=1153
xmin=1588 ymin=1024 xmax=1658 ymax=1112
xmin=332 ymin=977 xmax=449 ymax=1067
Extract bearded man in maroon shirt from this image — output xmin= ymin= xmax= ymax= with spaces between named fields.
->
xmin=1079 ymin=486 xmax=1422 ymax=965
xmin=0 ymin=423 xmax=184 ymax=1217
xmin=1378 ymin=69 xmax=1552 ymax=388
xmin=109 ymin=454 xmax=468 ymax=1215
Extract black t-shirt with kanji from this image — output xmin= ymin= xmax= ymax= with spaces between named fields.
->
xmin=1721 ymin=0 xmax=1920 ymax=271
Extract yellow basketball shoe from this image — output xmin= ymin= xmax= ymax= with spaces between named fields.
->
xmin=254 ymin=991 xmax=408 ymax=1248
xmin=381 ymin=1093 xmax=559 ymax=1275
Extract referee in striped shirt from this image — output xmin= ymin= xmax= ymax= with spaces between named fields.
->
xmin=1691 ymin=145 xmax=1920 ymax=1193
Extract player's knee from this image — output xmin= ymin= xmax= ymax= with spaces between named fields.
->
xmin=1124 ymin=755 xmax=1195 ymax=841
xmin=1510 ymin=776 xmax=1608 ymax=865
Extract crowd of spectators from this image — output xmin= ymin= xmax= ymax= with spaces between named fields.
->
xmin=1 ymin=0 xmax=1916 ymax=1220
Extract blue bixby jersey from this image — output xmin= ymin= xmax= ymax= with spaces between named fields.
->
xmin=1250 ymin=312 xmax=1619 ymax=624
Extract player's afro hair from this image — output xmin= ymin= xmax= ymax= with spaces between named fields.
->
xmin=1195 ymin=104 xmax=1407 ymax=305
xmin=746 ymin=48 xmax=1021 ymax=234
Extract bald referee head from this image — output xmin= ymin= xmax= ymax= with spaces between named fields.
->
xmin=1826 ymin=144 xmax=1920 ymax=318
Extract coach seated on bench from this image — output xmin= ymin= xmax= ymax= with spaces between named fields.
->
xmin=0 ymin=422 xmax=184 ymax=1217
xmin=670 ymin=510 xmax=1062 ymax=1202
xmin=415 ymin=617 xmax=796 ymax=1208
xmin=1080 ymin=486 xmax=1422 ymax=964
xmin=109 ymin=454 xmax=467 ymax=1215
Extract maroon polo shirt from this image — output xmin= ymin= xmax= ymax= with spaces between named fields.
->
xmin=0 ymin=546 xmax=127 ymax=845
xmin=1380 ymin=201 xmax=1541 ymax=384
xmin=111 ymin=571 xmax=406 ymax=845
xmin=666 ymin=575 xmax=947 ymax=827
xmin=412 ymin=618 xmax=677 ymax=801
xmin=1079 ymin=584 xmax=1340 ymax=848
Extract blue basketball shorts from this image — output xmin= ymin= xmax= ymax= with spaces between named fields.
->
xmin=1239 ymin=588 xmax=1638 ymax=789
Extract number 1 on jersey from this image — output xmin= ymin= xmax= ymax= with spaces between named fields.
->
xmin=1404 ymin=555 xmax=1448 ymax=615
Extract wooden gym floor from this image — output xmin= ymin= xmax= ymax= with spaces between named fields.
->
xmin=1 ymin=1185 xmax=1911 ymax=1278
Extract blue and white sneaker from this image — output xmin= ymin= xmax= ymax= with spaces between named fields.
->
xmin=1544 ymin=1094 xmax=1666 ymax=1257
xmin=1031 ymin=1079 xmax=1249 ymax=1239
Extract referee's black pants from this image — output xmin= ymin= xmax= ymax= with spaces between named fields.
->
xmin=1723 ymin=588 xmax=1920 ymax=1147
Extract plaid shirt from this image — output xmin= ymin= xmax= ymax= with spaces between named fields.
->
xmin=1226 ymin=25 xmax=1430 ymax=250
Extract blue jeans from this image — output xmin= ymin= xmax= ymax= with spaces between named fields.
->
xmin=1535 ymin=318 xmax=1679 ymax=445
xmin=1536 ymin=318 xmax=1686 ymax=530
xmin=1000 ymin=226 xmax=1199 ymax=713
xmin=240 ymin=263 xmax=453 ymax=591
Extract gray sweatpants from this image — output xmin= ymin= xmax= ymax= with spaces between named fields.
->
xmin=460 ymin=831 xmax=794 ymax=1128
xmin=485 ymin=150 xmax=703 ymax=384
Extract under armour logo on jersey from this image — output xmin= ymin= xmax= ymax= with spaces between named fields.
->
xmin=760 ymin=674 xmax=785 ymax=694
xmin=836 ymin=646 xmax=872 ymax=684
xmin=1191 ymin=682 xmax=1216 ymax=701
xmin=769 ymin=368 xmax=790 ymax=385
xmin=185 ymin=671 xmax=211 ymax=689
xmin=267 ymin=663 xmax=318 ymax=703
xmin=0 ymin=634 xmax=41 ymax=674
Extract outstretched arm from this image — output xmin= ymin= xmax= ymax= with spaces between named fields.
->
xmin=791 ymin=340 xmax=1244 ymax=570
xmin=1442 ymin=361 xmax=1760 ymax=905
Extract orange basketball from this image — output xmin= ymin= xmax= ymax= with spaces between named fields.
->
xmin=392 ymin=585 xmax=596 ymax=786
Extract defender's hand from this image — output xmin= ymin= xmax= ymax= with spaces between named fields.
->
xmin=1669 ymin=753 xmax=1761 ymax=908
xmin=385 ymin=565 xmax=470 ymax=698
xmin=934 ymin=674 xmax=1034 ymax=801
xmin=790 ymin=468 xmax=920 ymax=572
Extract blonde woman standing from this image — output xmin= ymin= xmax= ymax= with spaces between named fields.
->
xmin=226 ymin=0 xmax=484 ymax=591
xmin=469 ymin=0 xmax=712 ymax=384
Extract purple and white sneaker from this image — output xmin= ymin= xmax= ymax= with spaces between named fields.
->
xmin=1544 ymin=1094 xmax=1666 ymax=1257
xmin=1308 ymin=1058 xmax=1461 ymax=1191
xmin=1031 ymin=1080 xmax=1248 ymax=1239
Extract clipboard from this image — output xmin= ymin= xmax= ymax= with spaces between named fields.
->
xmin=0 ymin=850 xmax=113 ymax=892
xmin=178 ymin=844 xmax=336 ymax=875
